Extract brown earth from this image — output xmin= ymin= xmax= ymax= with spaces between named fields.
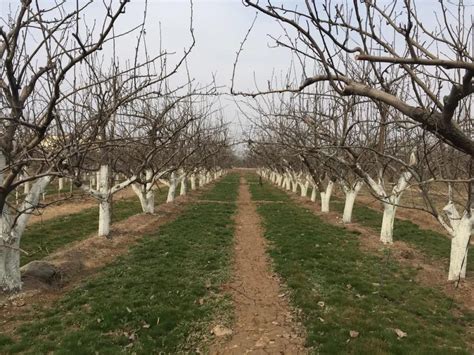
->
xmin=28 ymin=188 xmax=136 ymax=226
xmin=0 ymin=186 xmax=205 ymax=337
xmin=353 ymin=191 xmax=451 ymax=237
xmin=210 ymin=177 xmax=307 ymax=354
xmin=290 ymin=194 xmax=474 ymax=313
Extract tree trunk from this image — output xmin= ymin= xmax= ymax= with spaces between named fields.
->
xmin=180 ymin=176 xmax=187 ymax=196
xmin=342 ymin=191 xmax=357 ymax=223
xmin=190 ymin=174 xmax=197 ymax=190
xmin=96 ymin=170 xmax=101 ymax=190
xmin=448 ymin=215 xmax=471 ymax=281
xmin=380 ymin=200 xmax=397 ymax=244
xmin=300 ymin=181 xmax=309 ymax=197
xmin=443 ymin=204 xmax=472 ymax=281
xmin=97 ymin=165 xmax=111 ymax=237
xmin=132 ymin=169 xmax=154 ymax=214
xmin=167 ymin=172 xmax=177 ymax=203
xmin=342 ymin=182 xmax=362 ymax=223
xmin=291 ymin=180 xmax=298 ymax=193
xmin=0 ymin=175 xmax=51 ymax=291
xmin=98 ymin=198 xmax=111 ymax=237
xmin=310 ymin=186 xmax=317 ymax=202
xmin=23 ymin=180 xmax=30 ymax=194
xmin=321 ymin=181 xmax=334 ymax=213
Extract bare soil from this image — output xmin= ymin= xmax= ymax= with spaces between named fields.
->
xmin=292 ymin=195 xmax=474 ymax=312
xmin=355 ymin=191 xmax=451 ymax=237
xmin=210 ymin=177 xmax=306 ymax=354
xmin=28 ymin=188 xmax=136 ymax=226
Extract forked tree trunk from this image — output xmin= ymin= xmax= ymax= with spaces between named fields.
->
xmin=0 ymin=175 xmax=51 ymax=291
xmin=132 ymin=170 xmax=155 ymax=214
xmin=443 ymin=202 xmax=472 ymax=281
xmin=300 ymin=181 xmax=309 ymax=197
xmin=363 ymin=168 xmax=414 ymax=244
xmin=291 ymin=179 xmax=298 ymax=194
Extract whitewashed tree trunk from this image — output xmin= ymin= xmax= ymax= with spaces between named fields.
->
xmin=167 ymin=172 xmax=178 ymax=203
xmin=97 ymin=165 xmax=111 ymax=237
xmin=362 ymin=166 xmax=414 ymax=244
xmin=442 ymin=202 xmax=472 ymax=281
xmin=342 ymin=182 xmax=363 ymax=223
xmin=180 ymin=175 xmax=187 ymax=196
xmin=98 ymin=198 xmax=111 ymax=237
xmin=291 ymin=180 xmax=298 ymax=193
xmin=310 ymin=185 xmax=317 ymax=202
xmin=131 ymin=170 xmax=155 ymax=214
xmin=448 ymin=215 xmax=471 ymax=281
xmin=380 ymin=199 xmax=398 ymax=244
xmin=300 ymin=181 xmax=309 ymax=197
xmin=320 ymin=181 xmax=334 ymax=213
xmin=58 ymin=177 xmax=64 ymax=191
xmin=0 ymin=173 xmax=51 ymax=291
xmin=190 ymin=174 xmax=197 ymax=190
xmin=277 ymin=174 xmax=283 ymax=186
xmin=23 ymin=179 xmax=30 ymax=195
xmin=96 ymin=170 xmax=101 ymax=190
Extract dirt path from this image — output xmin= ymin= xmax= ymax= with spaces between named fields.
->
xmin=211 ymin=177 xmax=306 ymax=354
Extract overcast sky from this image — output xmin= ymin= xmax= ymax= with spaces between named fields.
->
xmin=116 ymin=0 xmax=297 ymax=139
xmin=1 ymin=0 xmax=471 ymax=145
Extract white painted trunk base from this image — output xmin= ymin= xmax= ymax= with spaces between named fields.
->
xmin=167 ymin=172 xmax=178 ymax=203
xmin=448 ymin=214 xmax=472 ymax=281
xmin=342 ymin=191 xmax=357 ymax=224
xmin=0 ymin=175 xmax=51 ymax=291
xmin=320 ymin=181 xmax=334 ymax=213
xmin=380 ymin=202 xmax=397 ymax=244
xmin=180 ymin=177 xmax=187 ymax=196
xmin=310 ymin=187 xmax=317 ymax=202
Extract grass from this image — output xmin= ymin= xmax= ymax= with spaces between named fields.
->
xmin=20 ymin=189 xmax=168 ymax=266
xmin=246 ymin=174 xmax=289 ymax=202
xmin=1 ymin=175 xmax=240 ymax=354
xmin=330 ymin=198 xmax=474 ymax=272
xmin=251 ymin=179 xmax=473 ymax=354
xmin=199 ymin=174 xmax=240 ymax=202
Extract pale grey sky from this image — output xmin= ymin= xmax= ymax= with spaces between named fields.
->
xmin=1 ymin=0 xmax=471 ymax=143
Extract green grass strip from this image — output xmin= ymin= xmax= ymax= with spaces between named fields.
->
xmin=252 ymin=181 xmax=473 ymax=354
xmin=21 ymin=189 xmax=168 ymax=266
xmin=1 ymin=176 xmax=239 ymax=354
xmin=246 ymin=174 xmax=289 ymax=202
xmin=199 ymin=174 xmax=240 ymax=201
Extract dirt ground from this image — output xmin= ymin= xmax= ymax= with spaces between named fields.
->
xmin=28 ymin=188 xmax=136 ymax=226
xmin=210 ymin=177 xmax=306 ymax=354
